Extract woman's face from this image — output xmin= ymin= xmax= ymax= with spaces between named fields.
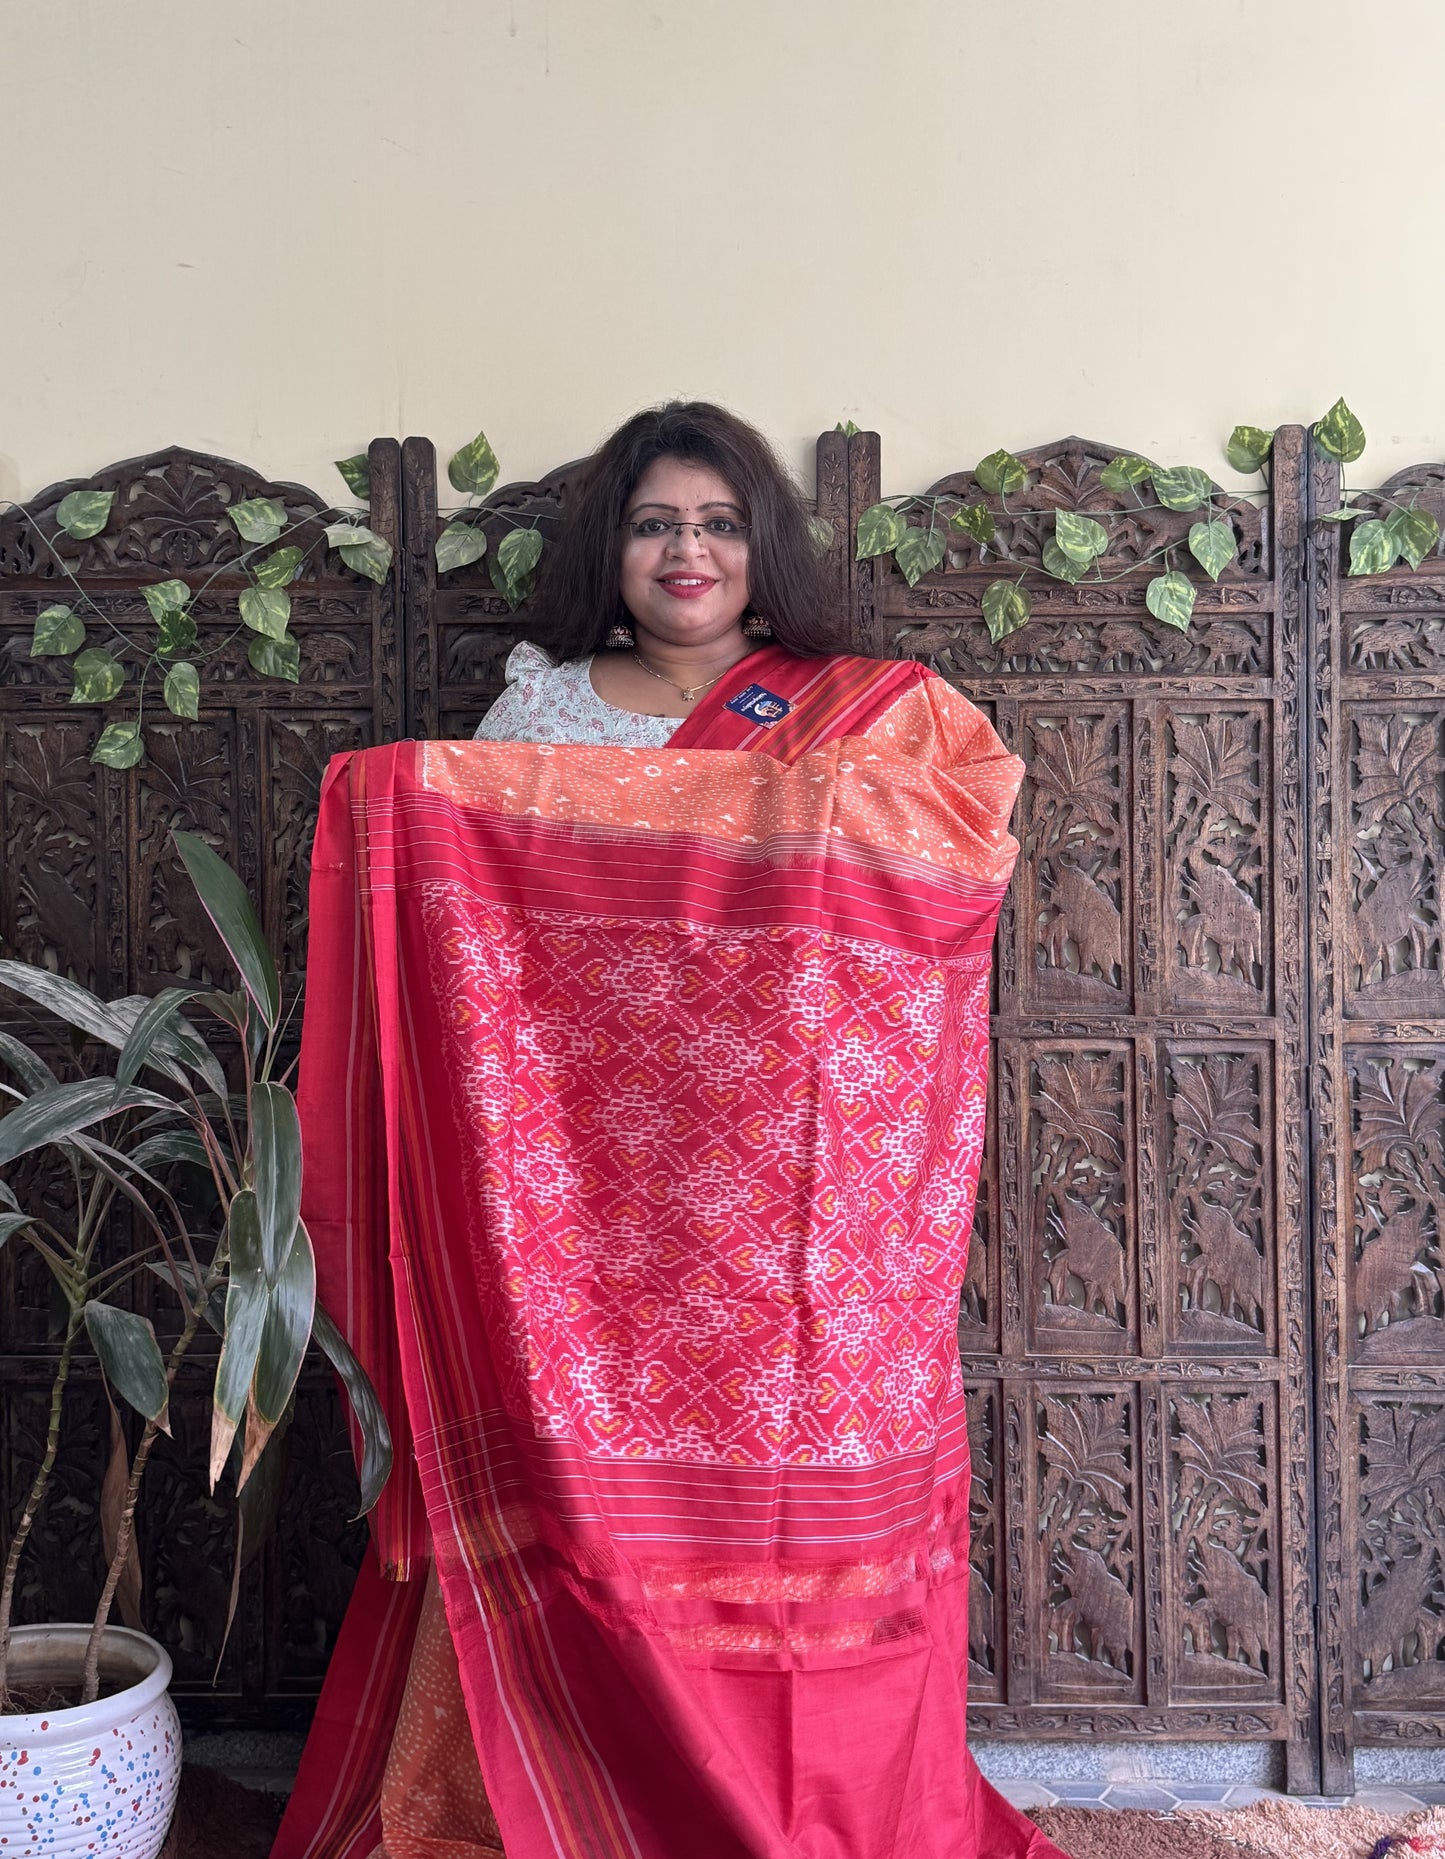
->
xmin=618 ymin=456 xmax=752 ymax=651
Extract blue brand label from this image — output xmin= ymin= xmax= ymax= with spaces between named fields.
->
xmin=724 ymin=684 xmax=792 ymax=727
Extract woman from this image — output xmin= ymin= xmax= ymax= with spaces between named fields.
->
xmin=276 ymin=403 xmax=1065 ymax=1859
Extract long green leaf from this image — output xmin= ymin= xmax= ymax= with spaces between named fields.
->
xmin=146 ymin=1258 xmax=226 ymax=1334
xmin=171 ymin=830 xmax=280 ymax=1031
xmin=251 ymin=1081 xmax=302 ymax=1279
xmin=129 ymin=1129 xmax=213 ymax=1173
xmin=85 ymin=1300 xmax=170 ymax=1431
xmin=0 ymin=1078 xmax=179 ymax=1166
xmin=311 ymin=1300 xmax=394 ymax=1516
xmin=211 ymin=1189 xmax=267 ymax=1487
xmin=115 ymin=987 xmax=200 ymax=1093
xmin=0 ymin=962 xmax=130 ymax=1048
xmin=243 ymin=1223 xmax=317 ymax=1485
xmin=0 ymin=1031 xmax=59 ymax=1094
xmin=0 ymin=1212 xmax=39 ymax=1249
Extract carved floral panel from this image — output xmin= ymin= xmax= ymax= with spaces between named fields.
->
xmin=1170 ymin=1389 xmax=1278 ymax=1698
xmin=966 ymin=1382 xmax=1001 ymax=1699
xmin=1164 ymin=708 xmax=1270 ymax=1010
xmin=133 ymin=716 xmax=239 ymax=986
xmin=1021 ymin=710 xmax=1130 ymax=1010
xmin=1036 ymin=1388 xmax=1140 ymax=1699
xmin=265 ymin=713 xmax=375 ymax=978
xmin=1356 ymin=1398 xmax=1445 ymax=1707
xmin=0 ymin=716 xmax=106 ymax=987
xmin=1165 ymin=1047 xmax=1273 ymax=1352
xmin=1348 ymin=1051 xmax=1445 ymax=1362
xmin=1028 ymin=1046 xmax=1135 ymax=1353
xmin=1345 ymin=708 xmax=1444 ymax=1017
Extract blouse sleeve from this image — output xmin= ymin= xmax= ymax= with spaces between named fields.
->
xmin=472 ymin=642 xmax=556 ymax=741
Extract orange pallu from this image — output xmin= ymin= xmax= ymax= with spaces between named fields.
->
xmin=275 ymin=650 xmax=1066 ymax=1859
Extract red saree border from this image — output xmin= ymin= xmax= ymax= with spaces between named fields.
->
xmin=671 ymin=647 xmax=931 ymax=760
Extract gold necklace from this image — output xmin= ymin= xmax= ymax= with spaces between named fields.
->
xmin=631 ymin=652 xmax=731 ymax=704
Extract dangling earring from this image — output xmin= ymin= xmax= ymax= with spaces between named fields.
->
xmin=606 ymin=616 xmax=635 ymax=650
xmin=743 ymin=611 xmax=773 ymax=641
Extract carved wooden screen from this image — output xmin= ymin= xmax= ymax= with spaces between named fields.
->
xmin=1309 ymin=455 xmax=1445 ymax=1792
xmin=847 ymin=428 xmax=1319 ymax=1789
xmin=0 ymin=445 xmax=402 ymax=1728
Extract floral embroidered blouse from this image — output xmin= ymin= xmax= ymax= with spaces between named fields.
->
xmin=472 ymin=642 xmax=679 ymax=748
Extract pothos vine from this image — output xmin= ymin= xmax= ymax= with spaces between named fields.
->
xmin=851 ymin=397 xmax=1442 ymax=645
xmin=7 ymin=401 xmax=1439 ymax=767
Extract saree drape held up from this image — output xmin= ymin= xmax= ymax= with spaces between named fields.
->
xmin=276 ymin=653 xmax=1066 ymax=1859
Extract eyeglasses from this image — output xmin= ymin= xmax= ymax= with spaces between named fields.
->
xmin=623 ymin=516 xmax=750 ymax=546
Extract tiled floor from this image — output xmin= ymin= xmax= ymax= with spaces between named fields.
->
xmin=993 ymin=1778 xmax=1445 ymax=1814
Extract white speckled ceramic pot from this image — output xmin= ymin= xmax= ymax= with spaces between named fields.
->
xmin=0 ymin=1625 xmax=180 ymax=1859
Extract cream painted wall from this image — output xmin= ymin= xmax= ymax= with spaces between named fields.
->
xmin=3 ymin=0 xmax=1444 ymax=507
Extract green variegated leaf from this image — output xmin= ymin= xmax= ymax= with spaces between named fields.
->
xmin=1041 ymin=538 xmax=1087 ymax=583
xmin=1315 ymin=509 xmax=1357 ymax=523
xmin=324 ymin=524 xmax=394 ymax=584
xmin=435 ymin=522 xmax=489 ymax=574
xmin=163 ymin=661 xmax=201 ymax=720
xmin=156 ymin=610 xmax=197 ymax=655
xmin=30 ymin=605 xmax=85 ymax=657
xmin=974 ymin=449 xmax=1027 ymax=497
xmin=950 ymin=504 xmax=995 ymax=546
xmin=1226 ymin=425 xmax=1274 ymax=474
xmin=492 ymin=527 xmax=543 ymax=609
xmin=172 ymin=829 xmax=280 ymax=1030
xmin=1385 ymin=504 xmax=1440 ymax=570
xmin=70 ymin=648 xmax=124 ymax=705
xmin=1150 ymin=465 xmax=1212 ymax=512
xmin=311 ymin=1300 xmax=393 ymax=1515
xmin=335 ymin=454 xmax=371 ymax=498
xmin=981 ymin=580 xmax=1031 ymax=643
xmin=1054 ymin=511 xmax=1109 ymax=565
xmin=239 ymin=587 xmax=291 ymax=639
xmin=893 ymin=525 xmax=947 ymax=587
xmin=56 ymin=489 xmax=114 ymax=539
xmin=855 ymin=503 xmax=909 ymax=560
xmin=212 ymin=1188 xmax=266 ymax=1487
xmin=85 ymin=1301 xmax=169 ymax=1431
xmin=1314 ymin=397 xmax=1366 ymax=465
xmin=142 ymin=579 xmax=191 ymax=623
xmin=448 ymin=429 xmax=501 ymax=498
xmin=1099 ymin=455 xmax=1152 ymax=493
xmin=807 ymin=515 xmax=835 ymax=549
xmin=254 ymin=546 xmax=305 ymax=589
xmin=227 ymin=498 xmax=287 ymax=546
xmin=248 ymin=635 xmax=301 ymax=682
xmin=1188 ymin=519 xmax=1236 ymax=582
xmin=91 ymin=722 xmax=144 ymax=769
xmin=1349 ymin=518 xmax=1398 ymax=576
xmin=1145 ymin=570 xmax=1196 ymax=630
xmin=833 ymin=420 xmax=860 ymax=438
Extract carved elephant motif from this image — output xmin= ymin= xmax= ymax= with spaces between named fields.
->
xmin=1056 ymin=1541 xmax=1133 ymax=1672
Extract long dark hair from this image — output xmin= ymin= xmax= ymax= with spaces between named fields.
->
xmin=532 ymin=401 xmax=854 ymax=661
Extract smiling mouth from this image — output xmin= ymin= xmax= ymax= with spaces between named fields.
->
xmin=657 ymin=575 xmax=718 ymax=597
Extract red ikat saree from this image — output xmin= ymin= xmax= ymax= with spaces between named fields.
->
xmin=276 ymin=655 xmax=1066 ymax=1859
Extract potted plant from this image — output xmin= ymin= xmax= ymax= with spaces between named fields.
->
xmin=0 ymin=830 xmax=390 ymax=1859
